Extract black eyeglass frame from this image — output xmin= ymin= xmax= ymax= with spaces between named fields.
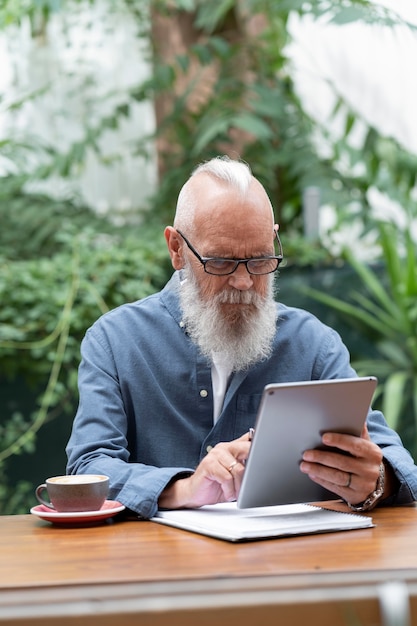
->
xmin=176 ymin=229 xmax=283 ymax=276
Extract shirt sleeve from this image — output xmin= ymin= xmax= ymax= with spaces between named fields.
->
xmin=66 ymin=327 xmax=194 ymax=518
xmin=366 ymin=409 xmax=417 ymax=504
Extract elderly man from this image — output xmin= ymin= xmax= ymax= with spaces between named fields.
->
xmin=66 ymin=156 xmax=417 ymax=517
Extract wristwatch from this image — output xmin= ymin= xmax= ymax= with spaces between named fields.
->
xmin=347 ymin=461 xmax=385 ymax=512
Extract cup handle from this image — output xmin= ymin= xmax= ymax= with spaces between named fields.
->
xmin=35 ymin=484 xmax=55 ymax=509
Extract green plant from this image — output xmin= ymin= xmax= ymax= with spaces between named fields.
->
xmin=302 ymin=220 xmax=417 ymax=458
xmin=0 ymin=222 xmax=172 ymax=514
xmin=4 ymin=1 xmax=416 ymax=232
xmin=143 ymin=1 xmax=417 ymax=233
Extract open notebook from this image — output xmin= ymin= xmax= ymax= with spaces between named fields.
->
xmin=151 ymin=502 xmax=373 ymax=542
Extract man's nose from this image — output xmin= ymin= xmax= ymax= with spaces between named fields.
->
xmin=227 ymin=263 xmax=254 ymax=290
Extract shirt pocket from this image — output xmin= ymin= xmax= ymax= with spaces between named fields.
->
xmin=235 ymin=393 xmax=263 ymax=434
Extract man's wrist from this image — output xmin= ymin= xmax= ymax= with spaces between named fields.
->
xmin=379 ymin=458 xmax=400 ymax=502
xmin=158 ymin=473 xmax=194 ymax=510
xmin=347 ymin=461 xmax=385 ymax=512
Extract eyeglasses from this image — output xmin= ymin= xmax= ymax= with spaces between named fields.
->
xmin=177 ymin=229 xmax=283 ymax=276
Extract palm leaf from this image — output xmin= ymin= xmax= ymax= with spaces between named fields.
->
xmin=381 ymin=372 xmax=409 ymax=430
xmin=301 ymin=286 xmax=398 ymax=338
xmin=376 ymin=341 xmax=412 ymax=368
xmin=378 ymin=223 xmax=403 ymax=299
xmin=350 ymin=291 xmax=403 ymax=336
xmin=345 ymin=252 xmax=399 ymax=317
xmin=405 ymin=228 xmax=417 ymax=295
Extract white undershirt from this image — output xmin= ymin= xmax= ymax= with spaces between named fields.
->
xmin=211 ymin=353 xmax=232 ymax=424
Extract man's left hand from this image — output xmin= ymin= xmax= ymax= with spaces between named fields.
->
xmin=300 ymin=424 xmax=384 ymax=505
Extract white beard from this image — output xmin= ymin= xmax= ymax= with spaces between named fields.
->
xmin=179 ymin=265 xmax=278 ymax=372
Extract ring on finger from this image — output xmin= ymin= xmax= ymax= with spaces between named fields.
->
xmin=228 ymin=460 xmax=238 ymax=474
xmin=345 ymin=472 xmax=352 ymax=488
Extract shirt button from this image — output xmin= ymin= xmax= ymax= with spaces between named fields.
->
xmin=200 ymin=389 xmax=208 ymax=398
xmin=179 ymin=320 xmax=185 ymax=328
xmin=206 ymin=445 xmax=213 ymax=453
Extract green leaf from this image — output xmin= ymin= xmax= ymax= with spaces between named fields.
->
xmin=377 ymin=341 xmax=410 ymax=368
xmin=300 ymin=286 xmax=398 ymax=338
xmin=195 ymin=0 xmax=235 ymax=34
xmin=382 ymin=372 xmax=409 ymax=429
xmin=175 ymin=0 xmax=197 ymax=10
xmin=346 ymin=253 xmax=399 ymax=317
xmin=344 ymin=112 xmax=356 ymax=138
xmin=209 ymin=36 xmax=231 ymax=59
xmin=405 ymin=228 xmax=417 ymax=295
xmin=191 ymin=43 xmax=213 ymax=65
xmin=233 ymin=113 xmax=273 ymax=140
xmin=176 ymin=54 xmax=191 ymax=73
xmin=191 ymin=114 xmax=232 ymax=154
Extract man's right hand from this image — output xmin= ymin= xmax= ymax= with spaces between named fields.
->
xmin=158 ymin=432 xmax=252 ymax=509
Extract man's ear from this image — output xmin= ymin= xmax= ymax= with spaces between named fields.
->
xmin=164 ymin=226 xmax=184 ymax=270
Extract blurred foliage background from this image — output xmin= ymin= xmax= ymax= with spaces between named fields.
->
xmin=1 ymin=0 xmax=417 ymax=514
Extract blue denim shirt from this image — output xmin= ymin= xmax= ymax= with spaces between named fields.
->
xmin=66 ymin=272 xmax=417 ymax=517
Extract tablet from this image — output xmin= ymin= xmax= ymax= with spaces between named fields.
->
xmin=237 ymin=376 xmax=378 ymax=509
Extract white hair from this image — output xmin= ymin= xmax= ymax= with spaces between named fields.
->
xmin=192 ymin=156 xmax=253 ymax=192
xmin=174 ymin=156 xmax=253 ymax=233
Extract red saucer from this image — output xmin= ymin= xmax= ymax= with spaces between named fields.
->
xmin=30 ymin=500 xmax=125 ymax=524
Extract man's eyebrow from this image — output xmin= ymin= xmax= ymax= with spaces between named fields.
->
xmin=204 ymin=249 xmax=274 ymax=259
xmin=205 ymin=242 xmax=276 ymax=258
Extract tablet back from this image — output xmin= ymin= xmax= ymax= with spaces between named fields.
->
xmin=237 ymin=377 xmax=378 ymax=509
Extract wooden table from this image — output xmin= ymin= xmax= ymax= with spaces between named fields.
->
xmin=1 ymin=503 xmax=417 ymax=625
